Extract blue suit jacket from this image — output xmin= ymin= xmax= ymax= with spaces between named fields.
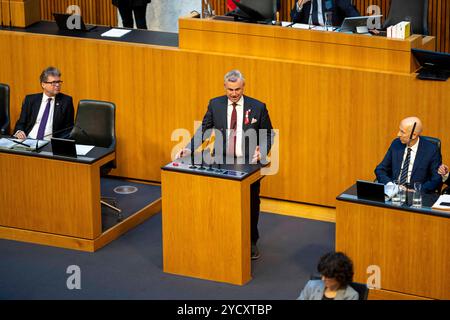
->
xmin=375 ymin=138 xmax=442 ymax=193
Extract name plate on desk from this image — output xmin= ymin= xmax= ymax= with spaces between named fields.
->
xmin=163 ymin=161 xmax=248 ymax=180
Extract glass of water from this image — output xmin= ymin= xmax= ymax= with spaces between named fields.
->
xmin=399 ymin=184 xmax=407 ymax=203
xmin=324 ymin=11 xmax=333 ymax=31
xmin=391 ymin=180 xmax=401 ymax=205
xmin=412 ymin=182 xmax=422 ymax=208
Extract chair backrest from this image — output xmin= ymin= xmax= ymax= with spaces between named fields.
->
xmin=71 ymin=100 xmax=116 ymax=149
xmin=349 ymin=282 xmax=369 ymax=300
xmin=421 ymin=135 xmax=441 ymax=151
xmin=383 ymin=0 xmax=429 ymax=35
xmin=0 ymin=83 xmax=10 ymax=135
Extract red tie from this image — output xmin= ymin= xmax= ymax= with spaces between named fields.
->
xmin=227 ymin=102 xmax=237 ymax=156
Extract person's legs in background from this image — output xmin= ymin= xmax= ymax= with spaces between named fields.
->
xmin=251 ymin=180 xmax=261 ymax=260
xmin=117 ymin=0 xmax=134 ymax=28
xmin=133 ymin=5 xmax=148 ymax=29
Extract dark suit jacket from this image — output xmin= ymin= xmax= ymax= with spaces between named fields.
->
xmin=190 ymin=95 xmax=274 ymax=162
xmin=290 ymin=0 xmax=360 ymax=26
xmin=14 ymin=93 xmax=74 ymax=139
xmin=375 ymin=138 xmax=442 ymax=193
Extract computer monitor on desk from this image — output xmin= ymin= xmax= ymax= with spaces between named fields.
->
xmin=53 ymin=13 xmax=97 ymax=32
xmin=412 ymin=48 xmax=450 ymax=81
xmin=227 ymin=0 xmax=276 ymax=23
xmin=339 ymin=15 xmax=382 ymax=33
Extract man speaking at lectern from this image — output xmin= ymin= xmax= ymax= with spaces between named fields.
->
xmin=374 ymin=116 xmax=441 ymax=193
xmin=175 ymin=70 xmax=274 ymax=260
xmin=13 ymin=67 xmax=74 ymax=140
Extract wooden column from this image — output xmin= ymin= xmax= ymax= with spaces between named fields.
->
xmin=0 ymin=0 xmax=40 ymax=27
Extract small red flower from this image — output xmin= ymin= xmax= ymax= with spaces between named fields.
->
xmin=245 ymin=110 xmax=250 ymax=125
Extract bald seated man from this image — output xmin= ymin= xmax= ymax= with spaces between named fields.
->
xmin=375 ymin=116 xmax=442 ymax=193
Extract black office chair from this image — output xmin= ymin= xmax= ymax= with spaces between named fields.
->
xmin=70 ymin=99 xmax=122 ymax=220
xmin=421 ymin=135 xmax=440 ymax=151
xmin=419 ymin=136 xmax=444 ymax=194
xmin=310 ymin=274 xmax=369 ymax=300
xmin=0 ymin=83 xmax=10 ymax=136
xmin=349 ymin=282 xmax=369 ymax=300
xmin=383 ymin=0 xmax=429 ymax=35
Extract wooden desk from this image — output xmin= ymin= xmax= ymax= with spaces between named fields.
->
xmin=336 ymin=186 xmax=450 ymax=300
xmin=161 ymin=162 xmax=262 ymax=285
xmin=0 ymin=146 xmax=160 ymax=251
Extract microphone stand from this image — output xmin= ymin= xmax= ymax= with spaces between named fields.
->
xmin=74 ymin=124 xmax=94 ymax=145
xmin=198 ymin=126 xmax=205 ymax=170
xmin=189 ymin=134 xmax=196 ymax=169
xmin=308 ymin=0 xmax=314 ymax=30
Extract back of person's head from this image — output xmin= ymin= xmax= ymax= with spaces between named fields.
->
xmin=317 ymin=252 xmax=354 ymax=287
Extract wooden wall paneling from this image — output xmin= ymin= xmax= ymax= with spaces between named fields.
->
xmin=39 ymin=0 xmax=117 ymax=26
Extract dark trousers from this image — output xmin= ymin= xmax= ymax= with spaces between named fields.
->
xmin=251 ymin=180 xmax=261 ymax=244
xmin=117 ymin=1 xmax=148 ymax=29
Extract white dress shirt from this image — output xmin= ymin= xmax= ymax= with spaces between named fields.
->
xmin=398 ymin=137 xmax=420 ymax=184
xmin=227 ymin=96 xmax=244 ymax=158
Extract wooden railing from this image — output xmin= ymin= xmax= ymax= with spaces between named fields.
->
xmin=206 ymin=0 xmax=450 ymax=53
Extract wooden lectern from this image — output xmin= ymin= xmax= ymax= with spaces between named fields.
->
xmin=0 ymin=0 xmax=40 ymax=28
xmin=161 ymin=161 xmax=262 ymax=285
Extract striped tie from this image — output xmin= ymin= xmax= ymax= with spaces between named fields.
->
xmin=399 ymin=147 xmax=412 ymax=185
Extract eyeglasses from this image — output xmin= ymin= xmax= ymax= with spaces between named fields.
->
xmin=43 ymin=80 xmax=63 ymax=86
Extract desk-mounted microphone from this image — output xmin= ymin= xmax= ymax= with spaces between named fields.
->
xmin=72 ymin=124 xmax=95 ymax=145
xmin=34 ymin=125 xmax=75 ymax=151
xmin=308 ymin=1 xmax=314 ymax=30
xmin=398 ymin=122 xmax=417 ymax=190
xmin=407 ymin=122 xmax=417 ymax=147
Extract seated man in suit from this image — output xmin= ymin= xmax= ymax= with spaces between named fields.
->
xmin=291 ymin=0 xmax=360 ymax=26
xmin=175 ymin=69 xmax=274 ymax=260
xmin=14 ymin=67 xmax=74 ymax=140
xmin=375 ymin=116 xmax=441 ymax=193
